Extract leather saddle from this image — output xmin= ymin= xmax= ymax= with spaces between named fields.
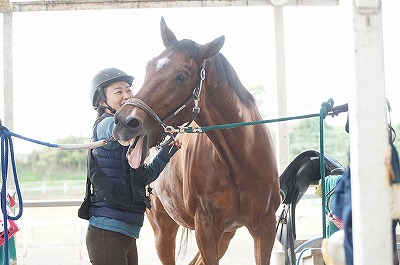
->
xmin=276 ymin=150 xmax=346 ymax=265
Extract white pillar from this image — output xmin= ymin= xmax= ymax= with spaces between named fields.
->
xmin=3 ymin=13 xmax=13 ymax=130
xmin=350 ymin=0 xmax=393 ymax=264
xmin=3 ymin=12 xmax=15 ymax=194
xmin=273 ymin=2 xmax=289 ymax=174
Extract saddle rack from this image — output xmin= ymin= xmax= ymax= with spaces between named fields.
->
xmin=276 ymin=150 xmax=346 ymax=265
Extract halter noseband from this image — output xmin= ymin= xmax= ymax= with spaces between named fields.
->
xmin=122 ymin=61 xmax=206 ymax=146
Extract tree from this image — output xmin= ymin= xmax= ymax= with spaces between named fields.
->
xmin=289 ymin=119 xmax=350 ymax=165
xmin=17 ymin=135 xmax=89 ymax=180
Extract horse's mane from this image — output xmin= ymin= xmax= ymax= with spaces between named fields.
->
xmin=175 ymin=39 xmax=256 ymax=107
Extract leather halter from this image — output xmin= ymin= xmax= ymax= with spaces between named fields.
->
xmin=122 ymin=61 xmax=206 ymax=145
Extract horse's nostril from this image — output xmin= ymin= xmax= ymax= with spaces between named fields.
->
xmin=127 ymin=118 xmax=140 ymax=128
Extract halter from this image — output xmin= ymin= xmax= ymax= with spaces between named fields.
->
xmin=122 ymin=61 xmax=206 ymax=146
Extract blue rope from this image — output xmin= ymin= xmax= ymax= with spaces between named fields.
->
xmin=4 ymin=130 xmax=59 ymax=149
xmin=1 ymin=127 xmax=24 ymax=265
xmin=294 ymin=236 xmax=323 ymax=253
xmin=296 ymin=248 xmax=314 ymax=265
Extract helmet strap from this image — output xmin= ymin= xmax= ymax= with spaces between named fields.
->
xmin=98 ymin=86 xmax=116 ymax=114
xmin=105 ymin=104 xmax=117 ymax=114
xmin=99 ymin=102 xmax=116 ymax=114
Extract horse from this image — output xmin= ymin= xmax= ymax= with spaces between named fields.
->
xmin=113 ymin=17 xmax=281 ymax=265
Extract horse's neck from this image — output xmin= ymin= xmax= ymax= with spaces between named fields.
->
xmin=198 ymin=84 xmax=272 ymax=161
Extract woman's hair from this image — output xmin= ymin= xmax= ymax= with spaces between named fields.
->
xmin=97 ymin=106 xmax=106 ymax=118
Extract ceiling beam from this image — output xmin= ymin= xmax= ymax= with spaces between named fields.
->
xmin=0 ymin=0 xmax=12 ymax=12
xmin=8 ymin=0 xmax=338 ymax=12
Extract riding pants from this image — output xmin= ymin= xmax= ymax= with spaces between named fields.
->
xmin=86 ymin=226 xmax=138 ymax=265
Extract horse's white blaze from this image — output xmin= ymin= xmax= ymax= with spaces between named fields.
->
xmin=156 ymin=57 xmax=169 ymax=70
xmin=127 ymin=108 xmax=140 ymax=119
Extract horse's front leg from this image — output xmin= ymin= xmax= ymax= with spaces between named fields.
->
xmin=247 ymin=210 xmax=277 ymax=265
xmin=146 ymin=198 xmax=180 ymax=265
xmin=189 ymin=230 xmax=236 ymax=265
xmin=189 ymin=214 xmax=223 ymax=265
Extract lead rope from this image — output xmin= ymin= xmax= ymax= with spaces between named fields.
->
xmin=1 ymin=125 xmax=24 ymax=265
xmin=0 ymin=120 xmax=109 ymax=265
xmin=0 ymin=129 xmax=107 ymax=150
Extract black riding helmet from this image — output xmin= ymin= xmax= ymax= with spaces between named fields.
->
xmin=90 ymin=68 xmax=134 ymax=111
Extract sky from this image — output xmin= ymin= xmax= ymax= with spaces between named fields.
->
xmin=1 ymin=1 xmax=399 ymax=154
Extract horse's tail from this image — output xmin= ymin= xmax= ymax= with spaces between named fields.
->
xmin=176 ymin=226 xmax=191 ymax=260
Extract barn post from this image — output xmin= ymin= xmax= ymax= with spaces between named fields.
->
xmin=272 ymin=0 xmax=289 ymax=174
xmin=3 ymin=12 xmax=16 ymax=192
xmin=350 ymin=0 xmax=394 ymax=264
xmin=270 ymin=0 xmax=338 ymax=174
xmin=3 ymin=12 xmax=13 ymax=131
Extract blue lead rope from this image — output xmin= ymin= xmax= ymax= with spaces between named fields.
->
xmin=0 ymin=127 xmax=24 ymax=265
xmin=2 ymin=129 xmax=59 ymax=149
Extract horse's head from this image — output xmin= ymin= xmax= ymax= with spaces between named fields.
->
xmin=113 ymin=17 xmax=225 ymax=168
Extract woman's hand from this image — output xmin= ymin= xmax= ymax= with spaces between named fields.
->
xmin=169 ymin=139 xmax=182 ymax=149
xmin=168 ymin=138 xmax=182 ymax=155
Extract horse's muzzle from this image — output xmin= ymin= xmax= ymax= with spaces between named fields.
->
xmin=113 ymin=115 xmax=143 ymax=142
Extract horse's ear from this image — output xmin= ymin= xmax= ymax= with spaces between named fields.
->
xmin=199 ymin=35 xmax=225 ymax=60
xmin=160 ymin=17 xmax=178 ymax=48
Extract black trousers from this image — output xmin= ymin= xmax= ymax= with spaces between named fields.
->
xmin=86 ymin=226 xmax=138 ymax=265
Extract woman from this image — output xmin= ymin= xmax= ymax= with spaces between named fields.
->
xmin=84 ymin=68 xmax=181 ymax=265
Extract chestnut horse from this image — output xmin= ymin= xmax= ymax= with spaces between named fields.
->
xmin=113 ymin=17 xmax=280 ymax=265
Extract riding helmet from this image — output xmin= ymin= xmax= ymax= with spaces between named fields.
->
xmin=90 ymin=68 xmax=134 ymax=109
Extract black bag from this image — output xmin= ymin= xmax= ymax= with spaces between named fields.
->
xmin=78 ymin=177 xmax=91 ymax=220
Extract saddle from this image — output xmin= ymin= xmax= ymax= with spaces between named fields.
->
xmin=276 ymin=150 xmax=346 ymax=265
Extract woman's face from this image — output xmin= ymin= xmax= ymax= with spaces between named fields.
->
xmin=100 ymin=81 xmax=133 ymax=113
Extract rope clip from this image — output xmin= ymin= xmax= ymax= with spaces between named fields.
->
xmin=165 ymin=126 xmax=179 ymax=134
xmin=164 ymin=126 xmax=187 ymax=134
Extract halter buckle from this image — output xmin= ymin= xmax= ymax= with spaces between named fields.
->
xmin=200 ymin=68 xmax=205 ymax=80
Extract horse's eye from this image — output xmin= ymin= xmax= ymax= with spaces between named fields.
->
xmin=176 ymin=74 xmax=188 ymax=84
